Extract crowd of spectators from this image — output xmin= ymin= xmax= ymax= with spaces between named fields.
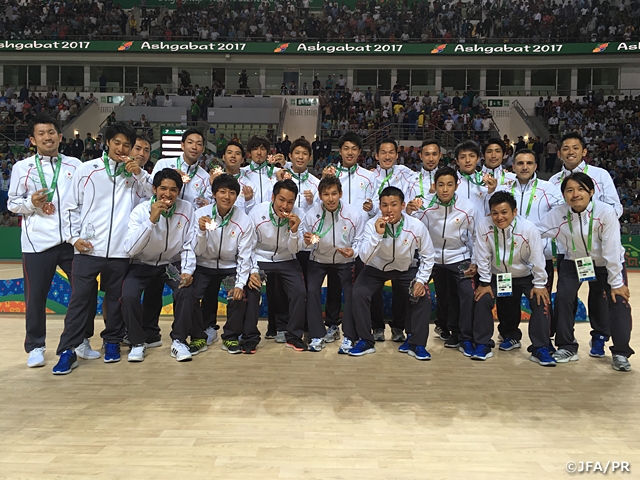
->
xmin=0 ymin=85 xmax=94 ymax=141
xmin=2 ymin=0 xmax=640 ymax=44
xmin=537 ymin=90 xmax=640 ymax=227
xmin=318 ymin=81 xmax=497 ymax=147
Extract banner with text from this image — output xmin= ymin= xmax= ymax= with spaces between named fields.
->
xmin=1 ymin=40 xmax=639 ymax=55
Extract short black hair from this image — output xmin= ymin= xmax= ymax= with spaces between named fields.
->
xmin=28 ymin=113 xmax=61 ymax=138
xmin=560 ymin=171 xmax=595 ymax=194
xmin=181 ymin=128 xmax=205 ymax=144
xmin=434 ymin=166 xmax=458 ymax=183
xmin=338 ymin=131 xmax=363 ymax=150
xmin=105 ymin=121 xmax=137 ymax=145
xmin=290 ymin=137 xmax=312 ymax=155
xmin=273 ymin=179 xmax=298 ymax=197
xmin=212 ymin=173 xmax=241 ymax=195
xmin=135 ymin=134 xmax=151 ymax=146
xmin=513 ymin=148 xmax=537 ymax=164
xmin=483 ymin=137 xmax=506 ymax=155
xmin=420 ymin=140 xmax=441 ymax=152
xmin=247 ymin=135 xmax=271 ymax=152
xmin=153 ymin=167 xmax=183 ymax=191
xmin=318 ymin=175 xmax=342 ymax=195
xmin=488 ymin=191 xmax=517 ymax=211
xmin=379 ymin=186 xmax=404 ymax=202
xmin=222 ymin=140 xmax=245 ymax=157
xmin=560 ymin=132 xmax=586 ymax=149
xmin=455 ymin=140 xmax=481 ymax=159
xmin=377 ymin=138 xmax=398 ymax=153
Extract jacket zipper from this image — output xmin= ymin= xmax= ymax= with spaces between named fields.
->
xmin=106 ymin=174 xmax=116 ymax=257
xmin=217 ymin=223 xmax=223 ymax=269
xmin=441 ymin=205 xmax=448 ymax=264
xmin=331 ymin=210 xmax=337 ymax=264
xmin=578 ymin=211 xmax=590 ymax=254
xmin=157 ymin=216 xmax=170 ymax=265
xmin=501 ymin=229 xmax=508 ymax=273
xmin=51 ymin=160 xmax=63 ymax=244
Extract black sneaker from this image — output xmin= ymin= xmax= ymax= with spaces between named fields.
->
xmin=285 ymin=337 xmax=308 ymax=351
xmin=242 ymin=340 xmax=258 ymax=354
xmin=265 ymin=331 xmax=276 ymax=339
xmin=444 ymin=336 xmax=460 ymax=348
xmin=434 ymin=326 xmax=451 ymax=341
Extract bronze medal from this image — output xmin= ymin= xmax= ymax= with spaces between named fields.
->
xmin=181 ymin=174 xmax=191 ymax=184
xmin=42 ymin=202 xmax=56 ymax=215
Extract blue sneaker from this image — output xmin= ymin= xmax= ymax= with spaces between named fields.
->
xmin=407 ymin=345 xmax=431 ymax=361
xmin=530 ymin=346 xmax=557 ymax=367
xmin=52 ymin=350 xmax=78 ymax=375
xmin=589 ymin=335 xmax=607 ymax=358
xmin=103 ymin=342 xmax=121 ymax=363
xmin=459 ymin=340 xmax=474 ymax=357
xmin=397 ymin=334 xmax=412 ymax=353
xmin=348 ymin=340 xmax=376 ymax=356
xmin=471 ymin=344 xmax=493 ymax=361
xmin=499 ymin=338 xmax=521 ymax=351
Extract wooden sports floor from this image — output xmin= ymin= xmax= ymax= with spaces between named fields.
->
xmin=1 ymin=274 xmax=639 ymax=479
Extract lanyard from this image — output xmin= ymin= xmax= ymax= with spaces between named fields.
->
xmin=567 ymin=202 xmax=594 ymax=254
xmin=250 ymin=160 xmax=275 ymax=178
xmin=212 ymin=204 xmax=234 ymax=228
xmin=417 ymin=170 xmax=434 ymax=198
xmin=377 ymin=168 xmax=394 ymax=195
xmin=461 ymin=171 xmax=485 ymax=186
xmin=559 ymin=164 xmax=588 ymax=183
xmin=103 ymin=152 xmax=132 ymax=178
xmin=269 ymin=204 xmax=289 ymax=227
xmin=288 ymin=169 xmax=309 ymax=183
xmin=151 ymin=195 xmax=176 ymax=218
xmin=511 ymin=178 xmax=538 ymax=217
xmin=177 ymin=155 xmax=197 ymax=180
xmin=314 ymin=203 xmax=342 ymax=238
xmin=428 ymin=194 xmax=455 ymax=208
xmin=384 ymin=217 xmax=404 ymax=239
xmin=35 ymin=154 xmax=61 ymax=202
xmin=337 ymin=163 xmax=357 ymax=177
xmin=494 ymin=219 xmax=517 ymax=267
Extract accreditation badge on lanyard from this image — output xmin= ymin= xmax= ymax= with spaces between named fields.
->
xmin=568 ymin=202 xmax=596 ymax=283
xmin=575 ymin=257 xmax=596 ymax=283
xmin=496 ymin=273 xmax=513 ymax=297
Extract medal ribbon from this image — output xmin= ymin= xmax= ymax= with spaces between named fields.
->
xmin=313 ymin=203 xmax=342 ymax=238
xmin=151 ymin=195 xmax=176 ymax=218
xmin=177 ymin=155 xmax=197 ymax=180
xmin=377 ymin=168 xmax=395 ymax=195
xmin=383 ymin=217 xmax=404 ymax=239
xmin=428 ymin=194 xmax=456 ymax=208
xmin=269 ymin=204 xmax=289 ymax=227
xmin=211 ymin=204 xmax=234 ymax=228
xmin=567 ymin=201 xmax=594 ymax=254
xmin=462 ymin=171 xmax=485 ymax=186
xmin=494 ymin=219 xmax=517 ymax=267
xmin=35 ymin=154 xmax=62 ymax=202
xmin=250 ymin=160 xmax=274 ymax=178
xmin=336 ymin=163 xmax=357 ymax=177
xmin=103 ymin=152 xmax=132 ymax=178
xmin=559 ymin=164 xmax=588 ymax=183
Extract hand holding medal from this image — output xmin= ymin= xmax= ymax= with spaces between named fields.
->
xmin=123 ymin=155 xmax=141 ymax=176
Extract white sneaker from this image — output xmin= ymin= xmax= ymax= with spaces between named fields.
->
xmin=275 ymin=331 xmax=287 ymax=343
xmin=338 ymin=338 xmax=353 ymax=354
xmin=145 ymin=339 xmax=163 ymax=348
xmin=323 ymin=325 xmax=340 ymax=343
xmin=308 ymin=338 xmax=325 ymax=352
xmin=205 ymin=327 xmax=219 ymax=346
xmin=27 ymin=347 xmax=46 ymax=368
xmin=552 ymin=348 xmax=579 ymax=363
xmin=170 ymin=339 xmax=192 ymax=362
xmin=75 ymin=338 xmax=101 ymax=360
xmin=127 ymin=344 xmax=146 ymax=362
